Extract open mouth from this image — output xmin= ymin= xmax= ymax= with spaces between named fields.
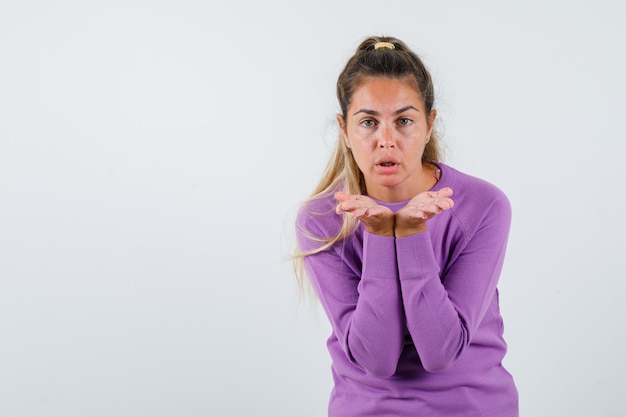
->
xmin=379 ymin=162 xmax=396 ymax=167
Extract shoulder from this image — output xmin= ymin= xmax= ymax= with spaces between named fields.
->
xmin=440 ymin=163 xmax=510 ymax=208
xmin=439 ymin=163 xmax=511 ymax=229
xmin=295 ymin=188 xmax=344 ymax=250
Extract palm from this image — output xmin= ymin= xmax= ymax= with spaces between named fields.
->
xmin=335 ymin=191 xmax=395 ymax=236
xmin=395 ymin=187 xmax=454 ymax=236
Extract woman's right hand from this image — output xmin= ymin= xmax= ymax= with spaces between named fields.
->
xmin=335 ymin=191 xmax=395 ymax=237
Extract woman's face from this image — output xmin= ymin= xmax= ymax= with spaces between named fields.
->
xmin=338 ymin=76 xmax=436 ymax=202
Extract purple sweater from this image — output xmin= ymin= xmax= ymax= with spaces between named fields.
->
xmin=296 ymin=163 xmax=518 ymax=417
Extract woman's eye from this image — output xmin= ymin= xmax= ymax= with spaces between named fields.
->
xmin=361 ymin=119 xmax=376 ymax=127
xmin=398 ymin=118 xmax=412 ymax=126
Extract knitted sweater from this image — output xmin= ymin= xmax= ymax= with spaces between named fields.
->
xmin=296 ymin=163 xmax=518 ymax=417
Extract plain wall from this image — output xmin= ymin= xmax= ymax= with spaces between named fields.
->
xmin=1 ymin=1 xmax=625 ymax=416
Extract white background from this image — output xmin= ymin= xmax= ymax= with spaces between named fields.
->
xmin=1 ymin=1 xmax=625 ymax=416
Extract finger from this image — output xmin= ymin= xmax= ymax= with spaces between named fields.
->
xmin=336 ymin=201 xmax=358 ymax=214
xmin=336 ymin=199 xmax=359 ymax=212
xmin=337 ymin=200 xmax=372 ymax=216
xmin=408 ymin=210 xmax=430 ymax=221
xmin=406 ymin=204 xmax=444 ymax=221
xmin=434 ymin=197 xmax=454 ymax=210
xmin=422 ymin=202 xmax=448 ymax=215
xmin=423 ymin=195 xmax=454 ymax=210
xmin=335 ymin=191 xmax=350 ymax=202
xmin=363 ymin=205 xmax=383 ymax=217
xmin=405 ymin=198 xmax=452 ymax=214
xmin=435 ymin=187 xmax=454 ymax=198
xmin=352 ymin=207 xmax=370 ymax=218
xmin=336 ymin=199 xmax=355 ymax=214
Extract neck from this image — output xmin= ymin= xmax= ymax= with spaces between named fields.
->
xmin=366 ymin=162 xmax=440 ymax=203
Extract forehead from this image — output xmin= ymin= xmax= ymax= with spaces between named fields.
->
xmin=349 ymin=76 xmax=424 ymax=111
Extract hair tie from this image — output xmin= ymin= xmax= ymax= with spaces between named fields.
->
xmin=374 ymin=42 xmax=395 ymax=50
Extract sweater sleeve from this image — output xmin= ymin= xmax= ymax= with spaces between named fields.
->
xmin=396 ymin=195 xmax=511 ymax=373
xmin=297 ymin=215 xmax=405 ymax=378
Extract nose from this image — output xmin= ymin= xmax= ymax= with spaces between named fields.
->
xmin=377 ymin=124 xmax=395 ymax=149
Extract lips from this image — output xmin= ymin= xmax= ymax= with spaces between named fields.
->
xmin=375 ymin=157 xmax=400 ymax=174
xmin=375 ymin=157 xmax=399 ymax=167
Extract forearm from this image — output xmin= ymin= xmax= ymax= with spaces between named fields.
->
xmin=302 ymin=231 xmax=405 ymax=377
xmin=396 ymin=232 xmax=467 ymax=372
xmin=345 ymin=232 xmax=405 ymax=376
xmin=395 ymin=221 xmax=509 ymax=372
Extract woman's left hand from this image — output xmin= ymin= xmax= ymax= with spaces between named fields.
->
xmin=395 ymin=187 xmax=455 ymax=237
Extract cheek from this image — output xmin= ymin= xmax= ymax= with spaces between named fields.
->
xmin=348 ymin=145 xmax=372 ymax=171
xmin=351 ymin=139 xmax=375 ymax=158
xmin=349 ymin=132 xmax=376 ymax=151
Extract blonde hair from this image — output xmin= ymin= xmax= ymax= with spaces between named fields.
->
xmin=293 ymin=35 xmax=442 ymax=292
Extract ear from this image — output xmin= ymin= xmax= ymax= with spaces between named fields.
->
xmin=426 ymin=110 xmax=437 ymax=142
xmin=337 ymin=114 xmax=350 ymax=148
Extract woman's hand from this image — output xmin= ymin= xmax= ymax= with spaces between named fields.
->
xmin=335 ymin=191 xmax=395 ymax=237
xmin=395 ymin=187 xmax=455 ymax=237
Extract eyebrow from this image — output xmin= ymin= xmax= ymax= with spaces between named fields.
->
xmin=352 ymin=105 xmax=420 ymax=116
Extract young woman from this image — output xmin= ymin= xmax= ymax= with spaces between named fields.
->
xmin=294 ymin=36 xmax=518 ymax=416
